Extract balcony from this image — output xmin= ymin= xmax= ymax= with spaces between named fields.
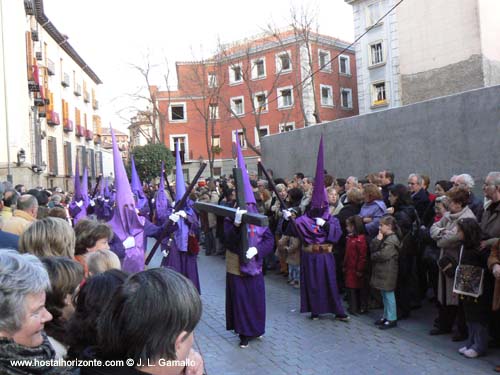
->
xmin=85 ymin=129 xmax=94 ymax=141
xmin=31 ymin=30 xmax=39 ymax=41
xmin=63 ymin=119 xmax=74 ymax=132
xmin=92 ymin=99 xmax=99 ymax=110
xmin=76 ymin=125 xmax=85 ymax=137
xmin=34 ymin=98 xmax=45 ymax=107
xmin=61 ymin=73 xmax=70 ymax=87
xmin=83 ymin=91 xmax=90 ymax=103
xmin=47 ymin=59 xmax=55 ymax=76
xmin=28 ymin=80 xmax=40 ymax=93
xmin=47 ymin=111 xmax=60 ymax=126
xmin=24 ymin=0 xmax=34 ymax=15
xmin=35 ymin=52 xmax=42 ymax=61
xmin=74 ymin=84 xmax=82 ymax=97
xmin=38 ymin=111 xmax=46 ymax=118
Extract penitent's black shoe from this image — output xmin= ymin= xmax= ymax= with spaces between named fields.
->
xmin=374 ymin=318 xmax=387 ymax=326
xmin=239 ymin=335 xmax=249 ymax=348
xmin=379 ymin=320 xmax=397 ymax=330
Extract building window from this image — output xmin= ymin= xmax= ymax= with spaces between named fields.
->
xmin=229 ymin=63 xmax=243 ymax=84
xmin=339 ymin=55 xmax=350 ymax=75
xmin=254 ymin=126 xmax=269 ymax=147
xmin=275 ymin=51 xmax=292 ymax=73
xmin=170 ymin=135 xmax=188 ymax=162
xmin=318 ymin=49 xmax=331 ymax=72
xmin=251 ymin=58 xmax=266 ymax=79
xmin=279 ymin=122 xmax=295 ymax=133
xmin=366 ymin=1 xmax=381 ymax=28
xmin=277 ymin=86 xmax=293 ymax=108
xmin=169 ymin=102 xmax=187 ymax=122
xmin=208 ymin=72 xmax=217 ymax=88
xmin=213 ymin=167 xmax=222 ymax=176
xmin=211 ymin=135 xmax=221 ymax=148
xmin=63 ymin=141 xmax=72 ymax=176
xmin=371 ymin=81 xmax=388 ymax=106
xmin=253 ymin=91 xmax=268 ymax=113
xmin=47 ymin=137 xmax=58 ymax=176
xmin=230 ymin=96 xmax=244 ymax=116
xmin=209 ymin=103 xmax=219 ymax=119
xmin=236 ymin=130 xmax=247 ymax=149
xmin=340 ymin=88 xmax=353 ymax=109
xmin=320 ymin=85 xmax=334 ymax=107
xmin=369 ymin=41 xmax=385 ymax=66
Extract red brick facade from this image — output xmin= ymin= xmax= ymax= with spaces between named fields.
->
xmin=155 ymin=30 xmax=358 ymax=175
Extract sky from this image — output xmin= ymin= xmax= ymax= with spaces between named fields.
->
xmin=43 ymin=0 xmax=355 ymax=132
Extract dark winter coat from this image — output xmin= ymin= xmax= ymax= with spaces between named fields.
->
xmin=343 ymin=234 xmax=368 ymax=289
xmin=370 ymin=234 xmax=400 ymax=292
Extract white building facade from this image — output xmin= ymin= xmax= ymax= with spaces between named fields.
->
xmin=0 ymin=0 xmax=104 ymax=191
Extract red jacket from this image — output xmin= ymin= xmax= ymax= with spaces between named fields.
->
xmin=343 ymin=234 xmax=368 ymax=289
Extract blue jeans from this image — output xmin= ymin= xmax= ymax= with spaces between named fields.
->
xmin=381 ymin=291 xmax=397 ymax=321
xmin=288 ymin=264 xmax=300 ymax=282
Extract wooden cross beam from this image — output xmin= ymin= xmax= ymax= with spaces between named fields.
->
xmin=193 ymin=167 xmax=268 ymax=264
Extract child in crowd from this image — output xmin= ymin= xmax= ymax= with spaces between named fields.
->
xmin=343 ymin=215 xmax=368 ymax=315
xmin=456 ymin=218 xmax=493 ymax=358
xmin=371 ymin=215 xmax=401 ymax=330
xmin=86 ymin=249 xmax=121 ymax=276
xmin=278 ymin=234 xmax=301 ymax=288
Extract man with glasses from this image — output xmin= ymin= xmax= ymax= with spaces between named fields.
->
xmin=452 ymin=173 xmax=484 ymax=221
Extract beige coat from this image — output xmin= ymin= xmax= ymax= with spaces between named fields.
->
xmin=2 ymin=210 xmax=36 ymax=236
xmin=487 ymin=240 xmax=500 ymax=311
xmin=430 ymin=206 xmax=476 ymax=306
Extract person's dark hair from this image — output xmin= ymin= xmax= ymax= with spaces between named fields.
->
xmin=287 ymin=187 xmax=303 ymax=207
xmin=66 ymin=269 xmax=128 ymax=359
xmin=224 ymin=188 xmax=235 ymax=200
xmin=27 ymin=188 xmax=49 ymax=206
xmin=435 ymin=180 xmax=453 ymax=192
xmin=250 ymin=180 xmax=258 ymax=188
xmin=96 ymin=268 xmax=202 ymax=362
xmin=274 ymin=178 xmax=286 ymax=186
xmin=295 ymin=172 xmax=304 ymax=180
xmin=41 ymin=257 xmax=84 ymax=344
xmin=47 ymin=207 xmax=68 ymax=220
xmin=389 ymin=184 xmax=413 ymax=208
xmin=14 ymin=184 xmax=24 ymax=194
xmin=74 ymin=219 xmax=113 ymax=256
xmin=324 ymin=174 xmax=335 ymax=188
xmin=383 ymin=170 xmax=394 ymax=183
xmin=346 ymin=215 xmax=366 ymax=235
xmin=336 ymin=178 xmax=346 ymax=190
xmin=457 ymin=218 xmax=481 ymax=250
xmin=2 ymin=189 xmax=18 ymax=207
xmin=446 ymin=187 xmax=469 ymax=208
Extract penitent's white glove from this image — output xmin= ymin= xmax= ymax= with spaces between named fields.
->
xmin=282 ymin=209 xmax=292 ymax=221
xmin=169 ymin=212 xmax=180 ymax=223
xmin=234 ymin=207 xmax=247 ymax=225
xmin=122 ymin=236 xmax=136 ymax=249
xmin=315 ymin=218 xmax=326 ymax=227
xmin=246 ymin=246 xmax=258 ymax=259
xmin=177 ymin=210 xmax=187 ymax=219
xmin=76 ymin=200 xmax=84 ymax=208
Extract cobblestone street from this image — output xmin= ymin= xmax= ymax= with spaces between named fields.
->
xmin=177 ymin=251 xmax=500 ymax=375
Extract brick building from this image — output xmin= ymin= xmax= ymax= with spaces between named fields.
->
xmin=154 ymin=28 xmax=358 ymax=179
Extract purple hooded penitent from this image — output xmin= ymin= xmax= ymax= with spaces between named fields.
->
xmin=107 ymin=126 xmax=145 ymax=273
xmin=295 ymin=136 xmax=331 ymax=244
xmin=130 ymin=155 xmax=148 ymax=212
xmin=155 ymin=161 xmax=170 ymax=226
xmin=234 ymin=134 xmax=266 ymax=275
xmin=174 ymin=140 xmax=190 ymax=252
xmin=68 ymin=159 xmax=88 ymax=225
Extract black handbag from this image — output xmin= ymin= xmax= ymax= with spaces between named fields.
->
xmin=438 ymin=254 xmax=457 ymax=278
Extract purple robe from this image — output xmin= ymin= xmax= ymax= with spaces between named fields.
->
xmin=224 ymin=219 xmax=274 ymax=337
xmin=161 ymin=209 xmax=201 ymax=293
xmin=294 ymin=214 xmax=346 ymax=315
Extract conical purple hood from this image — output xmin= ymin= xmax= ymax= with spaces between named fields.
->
xmin=155 ymin=161 xmax=170 ymax=224
xmin=235 ymin=133 xmax=256 ymax=207
xmin=310 ymin=136 xmax=328 ymax=212
xmin=175 ymin=140 xmax=186 ymax=202
xmin=107 ymin=126 xmax=145 ymax=273
xmin=81 ymin=167 xmax=89 ymax=205
xmin=74 ymin=158 xmax=82 ymax=201
xmin=130 ymin=155 xmax=147 ymax=210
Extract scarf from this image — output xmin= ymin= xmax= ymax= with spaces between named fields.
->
xmin=0 ymin=334 xmax=73 ymax=374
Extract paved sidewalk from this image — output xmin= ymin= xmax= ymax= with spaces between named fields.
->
xmin=186 ymin=252 xmax=500 ymax=375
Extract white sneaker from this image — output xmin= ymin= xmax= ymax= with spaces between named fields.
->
xmin=458 ymin=346 xmax=468 ymax=355
xmin=463 ymin=348 xmax=479 ymax=358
